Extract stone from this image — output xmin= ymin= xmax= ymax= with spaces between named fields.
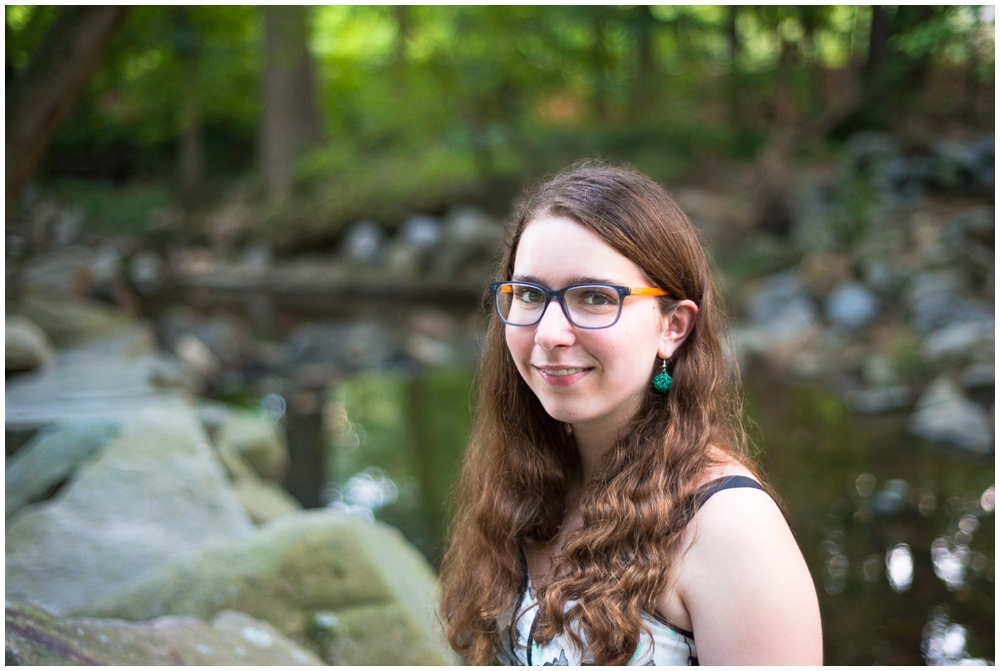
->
xmin=923 ymin=320 xmax=994 ymax=363
xmin=961 ymin=362 xmax=994 ymax=391
xmin=749 ymin=272 xmax=818 ymax=326
xmin=81 ymin=511 xmax=460 ymax=665
xmin=174 ymin=333 xmax=223 ymax=377
xmin=825 ymin=281 xmax=879 ymax=330
xmin=860 ymin=354 xmax=899 ymax=388
xmin=19 ymin=246 xmax=97 ymax=297
xmin=5 ymin=315 xmax=55 ymax=373
xmin=232 ymin=476 xmax=302 ymax=525
xmin=909 ymin=377 xmax=993 ymax=454
xmin=216 ymin=409 xmax=288 ymax=482
xmin=5 ymin=602 xmax=322 ymax=665
xmin=341 ymin=221 xmax=385 ymax=263
xmin=401 ymin=215 xmax=442 ymax=250
xmin=286 ymin=321 xmax=397 ymax=372
xmin=240 ymin=244 xmax=272 ymax=271
xmin=5 ymin=420 xmax=120 ymax=519
xmin=406 ymin=333 xmax=455 ymax=366
xmin=906 ymin=270 xmax=992 ymax=334
xmin=129 ymin=251 xmax=163 ymax=293
xmin=5 ymin=404 xmax=254 ymax=615
xmin=321 ymin=602 xmax=454 ymax=665
xmin=12 ymin=291 xmax=132 ymax=347
xmin=90 ymin=245 xmax=124 ymax=289
xmin=158 ymin=306 xmax=253 ymax=370
xmin=434 ymin=207 xmax=504 ymax=279
xmin=846 ymin=385 xmax=916 ymax=415
xmin=4 ymin=324 xmax=188 ymax=430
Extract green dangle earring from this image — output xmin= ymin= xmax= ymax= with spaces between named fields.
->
xmin=652 ymin=358 xmax=673 ymax=393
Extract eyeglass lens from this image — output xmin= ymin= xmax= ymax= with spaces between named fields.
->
xmin=495 ymin=283 xmax=622 ymax=328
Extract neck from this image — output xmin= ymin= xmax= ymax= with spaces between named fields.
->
xmin=570 ymin=391 xmax=643 ymax=482
xmin=570 ymin=414 xmax=631 ymax=482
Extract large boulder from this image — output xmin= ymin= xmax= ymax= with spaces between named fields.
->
xmin=5 ymin=315 xmax=55 ymax=373
xmin=5 ymin=403 xmax=254 ymax=615
xmin=5 ymin=602 xmax=322 ymax=665
xmin=81 ymin=511 xmax=460 ymax=665
xmin=5 ymin=420 xmax=121 ymax=519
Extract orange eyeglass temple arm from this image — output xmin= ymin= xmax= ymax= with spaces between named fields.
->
xmin=629 ymin=287 xmax=669 ymax=297
xmin=497 ymin=284 xmax=667 ymax=296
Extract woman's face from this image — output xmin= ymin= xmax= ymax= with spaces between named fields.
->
xmin=506 ymin=216 xmax=691 ymax=438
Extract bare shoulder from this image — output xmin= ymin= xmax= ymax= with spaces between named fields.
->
xmin=693 ymin=449 xmax=757 ymax=488
xmin=675 ymin=470 xmax=823 ymax=664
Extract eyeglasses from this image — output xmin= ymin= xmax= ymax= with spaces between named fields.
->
xmin=489 ymin=281 xmax=669 ymax=329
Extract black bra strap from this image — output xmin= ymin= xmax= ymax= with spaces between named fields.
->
xmin=691 ymin=475 xmax=766 ymax=513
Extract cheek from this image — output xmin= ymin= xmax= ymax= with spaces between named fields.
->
xmin=504 ymin=326 xmax=532 ymax=363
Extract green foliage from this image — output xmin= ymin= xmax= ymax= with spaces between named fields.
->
xmin=48 ymin=178 xmax=173 ymax=236
xmin=6 ymin=6 xmax=994 ymax=243
xmin=829 ymin=174 xmax=875 ymax=251
xmin=5 ymin=5 xmax=59 ymax=73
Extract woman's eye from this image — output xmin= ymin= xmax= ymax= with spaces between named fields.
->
xmin=580 ymin=290 xmax=616 ymax=306
xmin=515 ymin=288 xmax=544 ymax=304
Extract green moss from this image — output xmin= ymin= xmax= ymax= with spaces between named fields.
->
xmin=48 ymin=178 xmax=175 ymax=237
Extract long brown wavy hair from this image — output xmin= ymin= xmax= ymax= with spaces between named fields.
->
xmin=438 ymin=161 xmax=763 ymax=665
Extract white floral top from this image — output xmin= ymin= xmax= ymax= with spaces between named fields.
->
xmin=500 ymin=579 xmax=698 ymax=666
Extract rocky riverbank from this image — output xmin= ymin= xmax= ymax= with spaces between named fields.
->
xmin=4 ymin=299 xmax=459 ymax=664
xmin=712 ymin=132 xmax=994 ymax=455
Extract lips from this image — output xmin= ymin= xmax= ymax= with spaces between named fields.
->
xmin=533 ymin=364 xmax=593 ymax=386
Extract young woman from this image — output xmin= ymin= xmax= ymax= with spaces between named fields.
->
xmin=438 ymin=163 xmax=822 ymax=665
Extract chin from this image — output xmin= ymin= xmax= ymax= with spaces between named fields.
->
xmin=536 ymin=396 xmax=599 ymax=425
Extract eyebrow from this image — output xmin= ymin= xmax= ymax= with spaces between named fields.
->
xmin=511 ymin=274 xmax=624 ymax=287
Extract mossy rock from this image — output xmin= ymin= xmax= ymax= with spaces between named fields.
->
xmin=81 ymin=510 xmax=459 ymax=665
xmin=5 ymin=403 xmax=253 ymax=616
xmin=5 ymin=601 xmax=322 ymax=665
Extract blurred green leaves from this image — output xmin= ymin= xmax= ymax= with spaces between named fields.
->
xmin=6 ymin=6 xmax=994 ymax=242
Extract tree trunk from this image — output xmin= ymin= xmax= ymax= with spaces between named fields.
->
xmin=260 ymin=6 xmax=323 ymax=202
xmin=630 ymin=6 xmax=657 ymax=120
xmin=725 ymin=6 xmax=745 ymax=131
xmin=5 ymin=6 xmax=129 ymax=223
xmin=283 ymin=381 xmax=328 ymax=509
xmin=863 ymin=6 xmax=891 ymax=94
xmin=176 ymin=7 xmax=205 ymax=206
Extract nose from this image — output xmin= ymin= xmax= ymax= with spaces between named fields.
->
xmin=533 ymin=298 xmax=576 ymax=349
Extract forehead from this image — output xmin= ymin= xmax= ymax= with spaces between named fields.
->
xmin=512 ymin=216 xmax=648 ymax=286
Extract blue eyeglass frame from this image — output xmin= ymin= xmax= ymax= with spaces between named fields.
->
xmin=488 ymin=280 xmax=669 ymax=329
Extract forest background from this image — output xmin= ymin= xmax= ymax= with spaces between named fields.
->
xmin=7 ymin=5 xmax=994 ymax=247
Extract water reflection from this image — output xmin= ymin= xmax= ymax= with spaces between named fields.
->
xmin=323 ymin=366 xmax=994 ymax=665
xmin=885 ymin=544 xmax=913 ymax=592
xmin=980 ymin=485 xmax=995 ymax=513
xmin=744 ymin=371 xmax=994 ymax=665
xmin=922 ymin=606 xmax=991 ymax=665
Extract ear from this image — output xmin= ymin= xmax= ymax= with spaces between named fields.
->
xmin=658 ymin=300 xmax=699 ymax=359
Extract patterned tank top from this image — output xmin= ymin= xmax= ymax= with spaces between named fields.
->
xmin=498 ymin=476 xmax=767 ymax=666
